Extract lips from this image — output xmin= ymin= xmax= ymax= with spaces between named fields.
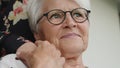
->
xmin=60 ymin=33 xmax=81 ymax=39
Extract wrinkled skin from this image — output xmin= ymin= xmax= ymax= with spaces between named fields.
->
xmin=16 ymin=0 xmax=89 ymax=68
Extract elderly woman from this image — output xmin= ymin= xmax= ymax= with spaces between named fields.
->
xmin=0 ymin=0 xmax=91 ymax=68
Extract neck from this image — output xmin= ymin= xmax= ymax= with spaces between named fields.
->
xmin=64 ymin=55 xmax=85 ymax=68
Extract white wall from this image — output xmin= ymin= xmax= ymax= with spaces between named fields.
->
xmin=83 ymin=0 xmax=120 ymax=68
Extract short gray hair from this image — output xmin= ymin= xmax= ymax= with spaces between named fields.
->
xmin=27 ymin=0 xmax=91 ymax=33
xmin=27 ymin=0 xmax=44 ymax=33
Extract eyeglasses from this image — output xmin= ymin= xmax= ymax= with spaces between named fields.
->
xmin=37 ymin=8 xmax=90 ymax=25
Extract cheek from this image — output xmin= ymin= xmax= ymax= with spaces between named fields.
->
xmin=78 ymin=22 xmax=89 ymax=36
xmin=44 ymin=28 xmax=61 ymax=49
xmin=41 ymin=24 xmax=61 ymax=46
xmin=78 ymin=22 xmax=89 ymax=44
xmin=39 ymin=19 xmax=62 ymax=48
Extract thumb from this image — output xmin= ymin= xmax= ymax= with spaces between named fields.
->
xmin=16 ymin=42 xmax=36 ymax=59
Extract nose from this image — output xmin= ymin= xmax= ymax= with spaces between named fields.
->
xmin=63 ymin=12 xmax=77 ymax=28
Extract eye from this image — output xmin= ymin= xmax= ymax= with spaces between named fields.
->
xmin=49 ymin=13 xmax=62 ymax=19
xmin=73 ymin=13 xmax=82 ymax=17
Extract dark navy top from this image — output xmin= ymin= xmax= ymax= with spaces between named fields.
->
xmin=0 ymin=0 xmax=35 ymax=57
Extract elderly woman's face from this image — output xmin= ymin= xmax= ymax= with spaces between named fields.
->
xmin=36 ymin=0 xmax=89 ymax=58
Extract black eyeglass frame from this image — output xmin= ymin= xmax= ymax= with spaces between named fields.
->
xmin=37 ymin=8 xmax=91 ymax=25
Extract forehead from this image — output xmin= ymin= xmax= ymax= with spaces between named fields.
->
xmin=42 ymin=0 xmax=80 ymax=12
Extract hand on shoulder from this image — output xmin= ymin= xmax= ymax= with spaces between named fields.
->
xmin=16 ymin=40 xmax=65 ymax=68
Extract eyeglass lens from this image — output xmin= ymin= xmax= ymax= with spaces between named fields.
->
xmin=37 ymin=8 xmax=90 ymax=25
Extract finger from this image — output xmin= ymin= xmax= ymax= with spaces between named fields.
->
xmin=24 ymin=40 xmax=31 ymax=43
xmin=17 ymin=42 xmax=36 ymax=54
xmin=59 ymin=57 xmax=65 ymax=64
xmin=35 ymin=40 xmax=43 ymax=47
xmin=57 ymin=57 xmax=65 ymax=68
xmin=54 ymin=49 xmax=61 ymax=59
xmin=35 ymin=40 xmax=51 ymax=48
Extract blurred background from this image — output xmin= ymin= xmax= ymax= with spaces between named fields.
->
xmin=83 ymin=0 xmax=120 ymax=68
xmin=118 ymin=0 xmax=120 ymax=18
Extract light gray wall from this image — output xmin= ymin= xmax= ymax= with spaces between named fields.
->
xmin=83 ymin=0 xmax=120 ymax=68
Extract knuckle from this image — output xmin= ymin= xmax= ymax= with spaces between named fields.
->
xmin=35 ymin=40 xmax=42 ymax=44
xmin=56 ymin=50 xmax=61 ymax=57
xmin=42 ymin=41 xmax=51 ymax=47
xmin=56 ymin=50 xmax=61 ymax=55
xmin=43 ymin=41 xmax=50 ymax=45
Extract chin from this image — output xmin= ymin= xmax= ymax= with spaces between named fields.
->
xmin=59 ymin=39 xmax=87 ymax=58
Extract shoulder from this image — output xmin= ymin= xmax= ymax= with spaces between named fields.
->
xmin=0 ymin=54 xmax=27 ymax=68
